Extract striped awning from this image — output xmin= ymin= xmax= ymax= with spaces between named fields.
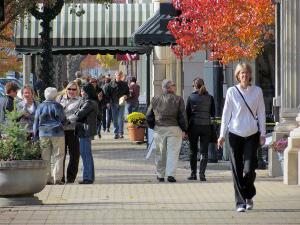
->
xmin=132 ymin=3 xmax=177 ymax=46
xmin=14 ymin=3 xmax=154 ymax=55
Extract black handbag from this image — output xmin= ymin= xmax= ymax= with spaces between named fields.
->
xmin=146 ymin=109 xmax=155 ymax=129
xmin=235 ymin=86 xmax=260 ymax=132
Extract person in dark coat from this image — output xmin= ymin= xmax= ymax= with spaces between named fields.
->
xmin=74 ymin=83 xmax=99 ymax=184
xmin=105 ymin=71 xmax=129 ymax=139
xmin=186 ymin=78 xmax=215 ymax=181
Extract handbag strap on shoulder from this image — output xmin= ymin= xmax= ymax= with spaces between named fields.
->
xmin=234 ymin=86 xmax=256 ymax=120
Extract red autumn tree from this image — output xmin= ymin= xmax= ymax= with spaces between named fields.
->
xmin=0 ymin=25 xmax=22 ymax=76
xmin=168 ymin=0 xmax=275 ymax=64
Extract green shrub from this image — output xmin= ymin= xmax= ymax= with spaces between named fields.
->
xmin=0 ymin=108 xmax=41 ymax=161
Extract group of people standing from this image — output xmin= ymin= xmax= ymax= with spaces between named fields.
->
xmin=147 ymin=62 xmax=266 ymax=212
xmin=0 ymin=70 xmax=140 ymax=186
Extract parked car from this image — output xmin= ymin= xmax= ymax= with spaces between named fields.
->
xmin=0 ymin=78 xmax=22 ymax=88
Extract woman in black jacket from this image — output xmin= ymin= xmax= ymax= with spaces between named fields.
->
xmin=186 ymin=78 xmax=215 ymax=181
xmin=75 ymin=83 xmax=99 ymax=184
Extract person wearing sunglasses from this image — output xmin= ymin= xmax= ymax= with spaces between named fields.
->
xmin=57 ymin=81 xmax=81 ymax=183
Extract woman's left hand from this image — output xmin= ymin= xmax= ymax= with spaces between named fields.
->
xmin=260 ymin=136 xmax=266 ymax=146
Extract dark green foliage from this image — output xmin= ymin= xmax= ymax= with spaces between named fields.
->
xmin=0 ymin=109 xmax=41 ymax=161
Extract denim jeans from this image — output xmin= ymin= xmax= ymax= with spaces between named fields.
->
xmin=79 ymin=137 xmax=95 ymax=182
xmin=127 ymin=102 xmax=139 ymax=114
xmin=111 ymin=104 xmax=125 ymax=135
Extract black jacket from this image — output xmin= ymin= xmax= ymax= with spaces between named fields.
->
xmin=106 ymin=80 xmax=129 ymax=104
xmin=186 ymin=91 xmax=215 ymax=126
xmin=75 ymin=83 xmax=99 ymax=137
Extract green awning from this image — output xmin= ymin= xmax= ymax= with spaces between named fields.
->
xmin=14 ymin=3 xmax=154 ymax=55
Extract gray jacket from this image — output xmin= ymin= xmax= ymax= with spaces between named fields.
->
xmin=146 ymin=93 xmax=188 ymax=132
xmin=57 ymin=95 xmax=81 ymax=130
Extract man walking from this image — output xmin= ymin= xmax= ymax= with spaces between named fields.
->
xmin=105 ymin=71 xmax=129 ymax=139
xmin=146 ymin=79 xmax=188 ymax=182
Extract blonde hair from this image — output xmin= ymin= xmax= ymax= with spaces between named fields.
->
xmin=193 ymin=77 xmax=207 ymax=95
xmin=234 ymin=62 xmax=252 ymax=83
xmin=66 ymin=81 xmax=80 ymax=96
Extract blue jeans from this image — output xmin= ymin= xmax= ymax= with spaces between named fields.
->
xmin=79 ymin=137 xmax=94 ymax=181
xmin=111 ymin=104 xmax=125 ymax=135
xmin=127 ymin=102 xmax=139 ymax=114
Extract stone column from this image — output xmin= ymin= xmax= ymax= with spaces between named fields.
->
xmin=274 ymin=0 xmax=300 ymax=183
xmin=22 ymin=55 xmax=31 ymax=86
xmin=152 ymin=46 xmax=167 ymax=96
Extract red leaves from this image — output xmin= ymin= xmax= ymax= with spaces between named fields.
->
xmin=168 ymin=0 xmax=275 ymax=64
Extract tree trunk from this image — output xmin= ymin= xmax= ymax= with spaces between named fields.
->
xmin=39 ymin=18 xmax=54 ymax=88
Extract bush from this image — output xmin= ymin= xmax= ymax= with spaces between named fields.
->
xmin=0 ymin=109 xmax=41 ymax=161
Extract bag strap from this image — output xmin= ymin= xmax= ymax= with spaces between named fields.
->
xmin=234 ymin=86 xmax=256 ymax=120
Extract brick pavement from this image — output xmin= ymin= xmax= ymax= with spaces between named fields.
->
xmin=0 ymin=131 xmax=300 ymax=225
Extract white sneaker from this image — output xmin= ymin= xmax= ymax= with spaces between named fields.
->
xmin=246 ymin=199 xmax=254 ymax=210
xmin=236 ymin=205 xmax=246 ymax=212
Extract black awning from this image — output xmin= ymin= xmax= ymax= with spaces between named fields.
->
xmin=132 ymin=3 xmax=177 ymax=46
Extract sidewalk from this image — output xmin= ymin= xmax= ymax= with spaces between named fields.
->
xmin=0 ymin=131 xmax=299 ymax=225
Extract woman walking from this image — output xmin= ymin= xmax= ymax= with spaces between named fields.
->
xmin=217 ymin=63 xmax=266 ymax=212
xmin=186 ymin=78 xmax=215 ymax=181
xmin=74 ymin=83 xmax=99 ymax=184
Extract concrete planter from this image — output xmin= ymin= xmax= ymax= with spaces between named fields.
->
xmin=0 ymin=160 xmax=47 ymax=197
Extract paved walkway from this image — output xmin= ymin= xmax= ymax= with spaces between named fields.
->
xmin=0 ymin=131 xmax=300 ymax=224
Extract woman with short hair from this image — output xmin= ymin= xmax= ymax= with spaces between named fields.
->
xmin=74 ymin=83 xmax=99 ymax=184
xmin=17 ymin=85 xmax=39 ymax=137
xmin=33 ymin=87 xmax=66 ymax=185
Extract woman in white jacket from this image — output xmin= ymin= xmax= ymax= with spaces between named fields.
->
xmin=217 ymin=62 xmax=266 ymax=212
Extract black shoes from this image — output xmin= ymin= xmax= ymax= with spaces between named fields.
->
xmin=114 ymin=134 xmax=119 ymax=139
xmin=157 ymin=176 xmax=165 ymax=182
xmin=199 ymin=174 xmax=207 ymax=181
xmin=119 ymin=134 xmax=124 ymax=138
xmin=78 ymin=180 xmax=93 ymax=184
xmin=167 ymin=176 xmax=176 ymax=182
xmin=187 ymin=174 xmax=197 ymax=180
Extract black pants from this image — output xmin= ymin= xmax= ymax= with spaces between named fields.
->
xmin=228 ymin=131 xmax=259 ymax=207
xmin=188 ymin=125 xmax=211 ymax=176
xmin=62 ymin=130 xmax=80 ymax=183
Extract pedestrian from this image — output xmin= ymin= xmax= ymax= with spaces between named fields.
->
xmin=34 ymin=74 xmax=46 ymax=101
xmin=17 ymin=85 xmax=39 ymax=138
xmin=33 ymin=87 xmax=66 ymax=185
xmin=102 ymin=76 xmax=112 ymax=132
xmin=90 ymin=77 xmax=105 ymax=138
xmin=105 ymin=71 xmax=129 ymax=139
xmin=186 ymin=78 xmax=215 ymax=181
xmin=57 ymin=81 xmax=81 ymax=183
xmin=146 ymin=79 xmax=188 ymax=182
xmin=74 ymin=83 xmax=99 ymax=184
xmin=217 ymin=62 xmax=266 ymax=212
xmin=0 ymin=82 xmax=20 ymax=123
xmin=127 ymin=77 xmax=140 ymax=114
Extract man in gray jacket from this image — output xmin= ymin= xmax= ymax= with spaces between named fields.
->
xmin=146 ymin=79 xmax=188 ymax=182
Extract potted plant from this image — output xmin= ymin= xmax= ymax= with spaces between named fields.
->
xmin=0 ymin=109 xmax=47 ymax=205
xmin=127 ymin=112 xmax=146 ymax=142
xmin=270 ymin=135 xmax=288 ymax=174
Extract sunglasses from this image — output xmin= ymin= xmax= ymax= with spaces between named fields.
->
xmin=67 ymin=88 xmax=77 ymax=91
